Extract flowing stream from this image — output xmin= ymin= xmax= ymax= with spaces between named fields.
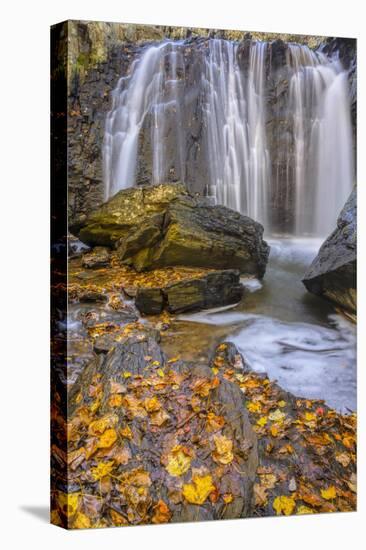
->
xmin=161 ymin=238 xmax=356 ymax=413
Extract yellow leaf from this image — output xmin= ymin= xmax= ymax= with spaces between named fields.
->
xmin=108 ymin=394 xmax=123 ymax=407
xmin=91 ymin=461 xmax=114 ymax=481
xmin=270 ymin=425 xmax=280 ymax=437
xmin=223 ymin=493 xmax=233 ymax=504
xmin=321 ymin=486 xmax=337 ymax=500
xmin=98 ymin=428 xmax=117 ymax=449
xmin=212 ymin=367 xmax=219 ymax=375
xmin=296 ymin=505 xmax=314 ymax=515
xmin=157 ymin=369 xmax=165 ymax=378
xmin=257 ymin=416 xmax=268 ymax=427
xmin=247 ymin=401 xmax=261 ymax=413
xmin=212 ymin=434 xmax=234 ymax=465
xmin=123 ymin=372 xmax=132 ymax=379
xmin=278 ymin=400 xmax=286 ymax=408
xmin=88 ymin=414 xmax=118 ymax=436
xmin=273 ymin=495 xmax=296 ymax=516
xmin=57 ymin=492 xmax=80 ymax=518
xmin=144 ymin=396 xmax=161 ymax=413
xmin=166 ymin=445 xmax=192 ymax=477
xmin=73 ymin=512 xmax=91 ymax=529
xmin=183 ymin=474 xmax=215 ymax=505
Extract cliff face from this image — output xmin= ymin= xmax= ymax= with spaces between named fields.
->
xmin=62 ymin=21 xmax=356 ymax=224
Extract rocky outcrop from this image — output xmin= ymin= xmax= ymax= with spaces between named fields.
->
xmin=73 ymin=183 xmax=269 ymax=277
xmin=135 ymin=269 xmax=243 ymax=315
xmin=66 ymin=330 xmax=258 ymax=524
xmin=302 ymin=189 xmax=356 ymax=315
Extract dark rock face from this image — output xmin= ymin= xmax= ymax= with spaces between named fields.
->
xmin=135 ymin=269 xmax=243 ymax=315
xmin=74 ymin=183 xmax=270 ymax=277
xmin=302 ymin=189 xmax=356 ymax=314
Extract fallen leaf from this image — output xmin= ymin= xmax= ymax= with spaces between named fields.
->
xmin=212 ymin=434 xmax=234 ymax=465
xmin=91 ymin=461 xmax=114 ymax=481
xmin=335 ymin=452 xmax=351 ymax=467
xmin=183 ymin=474 xmax=215 ymax=505
xmin=98 ymin=428 xmax=117 ymax=449
xmin=166 ymin=445 xmax=193 ymax=477
xmin=321 ymin=486 xmax=337 ymax=500
xmin=273 ymin=495 xmax=296 ymax=516
xmin=152 ymin=500 xmax=171 ymax=524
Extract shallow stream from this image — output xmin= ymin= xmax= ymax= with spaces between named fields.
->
xmin=161 ymin=238 xmax=356 ymax=413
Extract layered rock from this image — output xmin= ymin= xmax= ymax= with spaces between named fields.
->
xmin=302 ymin=189 xmax=356 ymax=315
xmin=135 ymin=269 xmax=243 ymax=315
xmin=73 ymin=183 xmax=270 ymax=277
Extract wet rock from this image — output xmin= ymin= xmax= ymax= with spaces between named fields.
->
xmin=68 ymin=330 xmax=258 ymax=521
xmin=134 ymin=269 xmax=243 ymax=315
xmin=80 ymin=306 xmax=138 ymax=328
xmin=135 ymin=287 xmax=164 ymax=315
xmin=78 ymin=290 xmax=108 ymax=303
xmin=82 ymin=246 xmax=110 ymax=268
xmin=74 ymin=183 xmax=269 ymax=277
xmin=302 ymin=189 xmax=356 ymax=315
xmin=210 ymin=341 xmax=249 ymax=373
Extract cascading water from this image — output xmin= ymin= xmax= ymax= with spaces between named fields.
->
xmin=287 ymin=45 xmax=354 ymax=236
xmin=103 ymin=38 xmax=354 ymax=237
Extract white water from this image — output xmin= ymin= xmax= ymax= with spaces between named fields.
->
xmin=177 ymin=239 xmax=356 ymax=412
xmin=287 ymin=45 xmax=354 ymax=235
xmin=103 ymin=38 xmax=354 ymax=236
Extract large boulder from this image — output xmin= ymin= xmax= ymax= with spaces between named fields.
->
xmin=302 ymin=189 xmax=356 ymax=314
xmin=72 ymin=183 xmax=270 ymax=277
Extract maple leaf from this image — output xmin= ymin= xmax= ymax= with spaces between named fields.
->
xmin=151 ymin=500 xmax=172 ymax=524
xmin=247 ymin=401 xmax=261 ymax=413
xmin=73 ymin=512 xmax=91 ymax=529
xmin=144 ymin=396 xmax=161 ymax=413
xmin=91 ymin=461 xmax=114 ymax=481
xmin=212 ymin=434 xmax=234 ymax=465
xmin=88 ymin=414 xmax=118 ymax=436
xmin=182 ymin=474 xmax=215 ymax=505
xmin=166 ymin=445 xmax=193 ymax=477
xmin=98 ymin=428 xmax=117 ymax=449
xmin=321 ymin=486 xmax=337 ymax=500
xmin=273 ymin=495 xmax=296 ymax=516
xmin=223 ymin=493 xmax=233 ymax=504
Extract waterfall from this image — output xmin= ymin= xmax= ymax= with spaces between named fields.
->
xmin=287 ymin=45 xmax=354 ymax=236
xmin=203 ymin=40 xmax=270 ymax=225
xmin=103 ymin=38 xmax=354 ymax=237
